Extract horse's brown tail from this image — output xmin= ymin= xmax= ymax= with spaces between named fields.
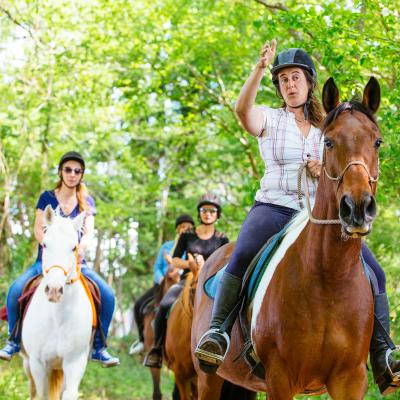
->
xmin=48 ymin=369 xmax=64 ymax=400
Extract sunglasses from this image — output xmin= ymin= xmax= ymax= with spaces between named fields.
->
xmin=199 ymin=207 xmax=218 ymax=214
xmin=62 ymin=167 xmax=84 ymax=175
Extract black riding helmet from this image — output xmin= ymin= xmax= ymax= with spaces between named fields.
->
xmin=197 ymin=192 xmax=221 ymax=219
xmin=58 ymin=151 xmax=85 ymax=171
xmin=175 ymin=214 xmax=195 ymax=228
xmin=271 ymin=49 xmax=317 ymax=120
xmin=271 ymin=48 xmax=316 ymax=84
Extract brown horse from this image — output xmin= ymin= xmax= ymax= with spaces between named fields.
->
xmin=192 ymin=77 xmax=382 ymax=399
xmin=142 ymin=273 xmax=179 ymax=400
xmin=164 ymin=264 xmax=199 ymax=400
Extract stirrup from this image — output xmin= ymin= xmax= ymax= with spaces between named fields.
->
xmin=195 ymin=328 xmax=231 ymax=366
xmin=386 ymin=346 xmax=400 ymax=382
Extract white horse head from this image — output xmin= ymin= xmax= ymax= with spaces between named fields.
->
xmin=42 ymin=205 xmax=85 ymax=302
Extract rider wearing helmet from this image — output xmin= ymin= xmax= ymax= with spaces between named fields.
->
xmin=129 ymin=213 xmax=195 ymax=355
xmin=143 ymin=192 xmax=229 ymax=368
xmin=194 ymin=40 xmax=400 ymax=395
xmin=0 ymin=151 xmax=119 ymax=367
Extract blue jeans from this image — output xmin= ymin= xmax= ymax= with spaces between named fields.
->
xmin=6 ymin=261 xmax=42 ymax=338
xmin=6 ymin=261 xmax=115 ymax=349
xmin=226 ymin=201 xmax=386 ymax=293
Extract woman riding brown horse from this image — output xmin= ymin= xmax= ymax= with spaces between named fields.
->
xmin=192 ymin=77 xmax=396 ymax=399
xmin=194 ymin=40 xmax=400 ymax=397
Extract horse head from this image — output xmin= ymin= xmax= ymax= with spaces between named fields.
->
xmin=322 ymin=77 xmax=382 ymax=237
xmin=41 ymin=205 xmax=86 ymax=302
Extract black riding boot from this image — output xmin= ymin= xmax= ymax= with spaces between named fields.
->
xmin=143 ymin=307 xmax=167 ymax=369
xmin=194 ymin=271 xmax=242 ymax=374
xmin=370 ymin=293 xmax=400 ymax=395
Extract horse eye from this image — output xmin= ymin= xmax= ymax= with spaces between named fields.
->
xmin=72 ymin=246 xmax=77 ymax=252
xmin=324 ymin=138 xmax=334 ymax=150
xmin=374 ymin=138 xmax=383 ymax=148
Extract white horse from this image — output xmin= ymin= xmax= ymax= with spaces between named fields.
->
xmin=21 ymin=205 xmax=93 ymax=400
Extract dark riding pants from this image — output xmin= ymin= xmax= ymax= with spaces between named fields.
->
xmin=226 ymin=201 xmax=386 ymax=293
xmin=153 ymin=280 xmax=185 ymax=347
xmin=133 ymin=284 xmax=160 ymax=342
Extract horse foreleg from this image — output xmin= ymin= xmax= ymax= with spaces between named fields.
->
xmin=29 ymin=358 xmax=49 ymax=399
xmin=62 ymin=353 xmax=89 ymax=400
xmin=265 ymin=353 xmax=295 ymax=400
xmin=326 ymin=364 xmax=368 ymax=400
xmin=175 ymin=374 xmax=192 ymax=400
xmin=197 ymin=371 xmax=224 ymax=400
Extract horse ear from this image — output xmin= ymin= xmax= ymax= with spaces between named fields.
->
xmin=322 ymin=77 xmax=340 ymax=114
xmin=72 ymin=211 xmax=86 ymax=233
xmin=362 ymin=77 xmax=380 ymax=114
xmin=44 ymin=205 xmax=55 ymax=227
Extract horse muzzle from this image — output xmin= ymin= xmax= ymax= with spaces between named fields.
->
xmin=44 ymin=284 xmax=64 ymax=303
xmin=339 ymin=193 xmax=377 ymax=237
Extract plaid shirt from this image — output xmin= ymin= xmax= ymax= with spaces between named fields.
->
xmin=254 ymin=107 xmax=324 ymax=211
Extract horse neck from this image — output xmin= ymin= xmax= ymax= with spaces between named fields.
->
xmin=305 ymin=175 xmax=362 ymax=275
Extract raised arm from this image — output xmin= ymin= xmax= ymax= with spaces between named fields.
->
xmin=235 ymin=39 xmax=277 ymax=136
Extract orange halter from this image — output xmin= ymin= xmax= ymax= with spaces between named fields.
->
xmin=43 ymin=246 xmax=81 ymax=284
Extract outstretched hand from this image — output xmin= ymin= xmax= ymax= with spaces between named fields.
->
xmin=258 ymin=39 xmax=277 ymax=69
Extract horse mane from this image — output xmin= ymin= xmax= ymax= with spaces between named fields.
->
xmin=181 ymin=272 xmax=196 ymax=317
xmin=322 ymin=100 xmax=378 ymax=132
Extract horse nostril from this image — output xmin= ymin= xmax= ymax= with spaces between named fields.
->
xmin=340 ymin=195 xmax=354 ymax=222
xmin=58 ymin=287 xmax=64 ymax=296
xmin=364 ymin=194 xmax=377 ymax=220
xmin=45 ymin=285 xmax=50 ymax=295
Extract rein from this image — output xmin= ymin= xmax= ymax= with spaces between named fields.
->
xmin=43 ymin=247 xmax=81 ymax=284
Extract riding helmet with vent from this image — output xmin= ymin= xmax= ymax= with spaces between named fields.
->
xmin=197 ymin=192 xmax=222 ymax=218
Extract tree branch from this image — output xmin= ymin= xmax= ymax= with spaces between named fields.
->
xmin=254 ymin=0 xmax=289 ymax=12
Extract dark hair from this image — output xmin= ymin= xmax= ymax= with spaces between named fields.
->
xmin=276 ymin=69 xmax=325 ymax=129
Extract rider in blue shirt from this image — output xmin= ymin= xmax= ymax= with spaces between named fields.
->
xmin=0 ymin=152 xmax=119 ymax=367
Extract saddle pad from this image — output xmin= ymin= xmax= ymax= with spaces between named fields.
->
xmin=203 ymin=224 xmax=290 ymax=301
xmin=204 ymin=211 xmax=310 ymax=302
xmin=204 ymin=266 xmax=226 ymax=299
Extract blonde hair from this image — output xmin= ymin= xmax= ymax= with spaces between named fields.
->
xmin=54 ymin=179 xmax=89 ymax=212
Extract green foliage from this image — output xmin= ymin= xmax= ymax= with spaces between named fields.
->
xmin=0 ymin=0 xmax=399 ymax=396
